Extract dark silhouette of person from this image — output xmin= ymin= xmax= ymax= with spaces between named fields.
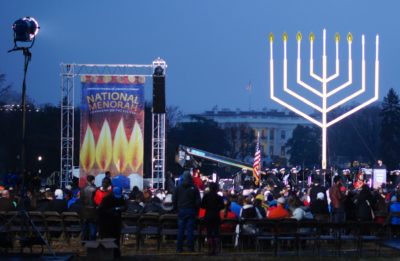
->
xmin=201 ymin=182 xmax=224 ymax=255
xmin=173 ymin=171 xmax=201 ymax=252
xmin=97 ymin=186 xmax=127 ymax=258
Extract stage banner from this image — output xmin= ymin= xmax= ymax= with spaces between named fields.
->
xmin=79 ymin=75 xmax=145 ymax=189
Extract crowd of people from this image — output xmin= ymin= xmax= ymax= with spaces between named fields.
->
xmin=1 ymin=166 xmax=400 ymax=256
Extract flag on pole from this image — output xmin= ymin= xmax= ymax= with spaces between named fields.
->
xmin=246 ymin=81 xmax=252 ymax=92
xmin=253 ymin=131 xmax=261 ymax=186
xmin=246 ymin=81 xmax=252 ymax=110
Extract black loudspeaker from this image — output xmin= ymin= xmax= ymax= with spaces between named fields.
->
xmin=152 ymin=75 xmax=166 ymax=113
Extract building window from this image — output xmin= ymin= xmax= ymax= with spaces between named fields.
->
xmin=261 ymin=129 xmax=267 ymax=139
xmin=281 ymin=130 xmax=286 ymax=140
xmin=269 ymin=129 xmax=274 ymax=141
xmin=281 ymin=146 xmax=286 ymax=157
xmin=269 ymin=145 xmax=274 ymax=155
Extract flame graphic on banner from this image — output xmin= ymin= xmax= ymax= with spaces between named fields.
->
xmin=80 ymin=125 xmax=96 ymax=172
xmin=128 ymin=121 xmax=144 ymax=173
xmin=113 ymin=119 xmax=129 ymax=173
xmin=95 ymin=120 xmax=113 ymax=171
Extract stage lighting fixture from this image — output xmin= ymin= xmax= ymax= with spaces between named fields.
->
xmin=12 ymin=17 xmax=39 ymax=42
xmin=153 ymin=66 xmax=164 ymax=76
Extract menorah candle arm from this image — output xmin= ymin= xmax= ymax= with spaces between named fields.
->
xmin=297 ymin=34 xmax=323 ymax=97
xmin=309 ymin=38 xmax=323 ymax=81
xmin=326 ymin=39 xmax=340 ymax=82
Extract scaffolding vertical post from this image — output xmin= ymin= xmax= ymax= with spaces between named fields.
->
xmin=152 ymin=113 xmax=166 ymax=189
xmin=60 ymin=64 xmax=74 ymax=188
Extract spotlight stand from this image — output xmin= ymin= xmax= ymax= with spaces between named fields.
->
xmin=7 ymin=18 xmax=55 ymax=256
xmin=7 ymin=47 xmax=31 ymax=178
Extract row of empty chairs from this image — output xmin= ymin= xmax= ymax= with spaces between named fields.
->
xmin=121 ymin=213 xmax=400 ymax=256
xmin=1 ymin=210 xmax=399 ymax=256
xmin=244 ymin=218 xmax=387 ymax=256
xmin=0 ymin=211 xmax=81 ymax=244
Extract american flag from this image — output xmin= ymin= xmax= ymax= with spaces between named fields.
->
xmin=253 ymin=132 xmax=261 ymax=185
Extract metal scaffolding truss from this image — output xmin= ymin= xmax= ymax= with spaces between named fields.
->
xmin=60 ymin=59 xmax=167 ymax=188
xmin=152 ymin=113 xmax=166 ymax=189
xmin=60 ymin=64 xmax=74 ymax=188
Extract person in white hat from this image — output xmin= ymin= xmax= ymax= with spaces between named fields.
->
xmin=46 ymin=189 xmax=67 ymax=213
xmin=310 ymin=192 xmax=329 ymax=221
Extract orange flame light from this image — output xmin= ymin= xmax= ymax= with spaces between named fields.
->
xmin=113 ymin=119 xmax=129 ymax=173
xmin=95 ymin=120 xmax=113 ymax=171
xmin=80 ymin=125 xmax=96 ymax=172
xmin=128 ymin=121 xmax=144 ymax=173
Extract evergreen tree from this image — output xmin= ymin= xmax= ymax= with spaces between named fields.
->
xmin=380 ymin=88 xmax=400 ymax=170
xmin=166 ymin=116 xmax=231 ymax=175
xmin=286 ymin=125 xmax=321 ymax=167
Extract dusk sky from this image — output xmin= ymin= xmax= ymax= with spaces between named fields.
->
xmin=1 ymin=0 xmax=399 ymax=114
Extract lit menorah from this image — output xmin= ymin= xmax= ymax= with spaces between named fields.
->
xmin=269 ymin=29 xmax=379 ymax=170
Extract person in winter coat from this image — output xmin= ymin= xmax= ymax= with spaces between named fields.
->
xmin=310 ymin=192 xmax=330 ymax=221
xmin=201 ymin=182 xmax=224 ymax=255
xmin=80 ymin=175 xmax=97 ymax=240
xmin=355 ymin=184 xmax=374 ymax=221
xmin=97 ymin=186 xmax=127 ymax=258
xmin=173 ymin=171 xmax=201 ymax=252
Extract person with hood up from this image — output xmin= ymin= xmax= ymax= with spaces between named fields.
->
xmin=173 ymin=170 xmax=201 ymax=252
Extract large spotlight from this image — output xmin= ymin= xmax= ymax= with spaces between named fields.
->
xmin=12 ymin=17 xmax=39 ymax=42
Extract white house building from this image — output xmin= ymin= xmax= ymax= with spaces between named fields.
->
xmin=180 ymin=108 xmax=313 ymax=165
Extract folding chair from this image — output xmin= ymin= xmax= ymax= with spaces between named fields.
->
xmin=121 ymin=213 xmax=140 ymax=248
xmin=317 ymin=221 xmax=341 ymax=256
xmin=358 ymin=221 xmax=384 ymax=256
xmin=0 ymin=211 xmax=13 ymax=252
xmin=219 ymin=217 xmax=239 ymax=251
xmin=138 ymin=213 xmax=160 ymax=250
xmin=255 ymin=219 xmax=276 ymax=254
xmin=238 ymin=218 xmax=259 ymax=251
xmin=159 ymin=214 xmax=178 ymax=250
xmin=338 ymin=221 xmax=359 ymax=256
xmin=62 ymin=212 xmax=82 ymax=242
xmin=297 ymin=219 xmax=318 ymax=255
xmin=43 ymin=211 xmax=64 ymax=243
xmin=275 ymin=219 xmax=298 ymax=256
xmin=28 ymin=211 xmax=47 ymax=234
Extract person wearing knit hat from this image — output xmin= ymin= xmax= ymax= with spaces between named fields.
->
xmin=255 ymin=193 xmax=265 ymax=202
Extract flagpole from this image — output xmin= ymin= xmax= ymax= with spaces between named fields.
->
xmin=257 ymin=131 xmax=262 ymax=188
xmin=246 ymin=81 xmax=252 ymax=110
xmin=253 ymin=130 xmax=261 ymax=188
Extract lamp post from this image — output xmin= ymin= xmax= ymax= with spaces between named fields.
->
xmin=8 ymin=17 xmax=39 ymax=177
xmin=37 ymin=155 xmax=43 ymax=174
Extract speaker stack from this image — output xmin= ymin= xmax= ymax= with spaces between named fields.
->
xmin=152 ymin=68 xmax=166 ymax=113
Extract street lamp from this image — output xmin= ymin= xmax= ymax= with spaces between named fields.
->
xmin=37 ymin=155 xmax=43 ymax=174
xmin=8 ymin=17 xmax=40 ymax=176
